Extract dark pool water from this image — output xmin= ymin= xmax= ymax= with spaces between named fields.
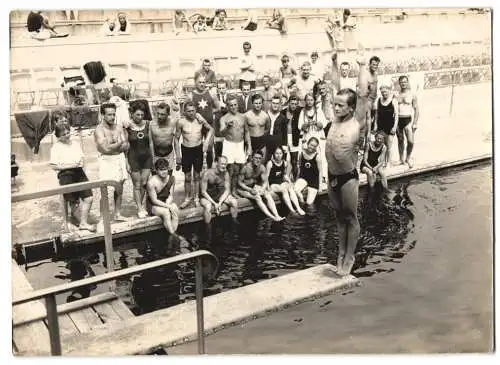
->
xmin=22 ymin=162 xmax=491 ymax=316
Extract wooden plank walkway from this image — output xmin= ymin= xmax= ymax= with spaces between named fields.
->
xmin=12 ymin=260 xmax=134 ymax=356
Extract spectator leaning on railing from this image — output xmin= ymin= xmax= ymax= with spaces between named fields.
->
xmin=173 ymin=9 xmax=193 ymax=35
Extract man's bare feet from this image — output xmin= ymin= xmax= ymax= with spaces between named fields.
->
xmin=297 ymin=207 xmax=306 ymax=216
xmin=342 ymin=255 xmax=355 ymax=276
xmin=179 ymin=198 xmax=192 ymax=209
xmin=406 ymin=158 xmax=414 ymax=169
xmin=137 ymin=210 xmax=148 ymax=219
xmin=78 ymin=223 xmax=96 ymax=232
xmin=274 ymin=216 xmax=286 ymax=222
xmin=114 ymin=214 xmax=128 ymax=222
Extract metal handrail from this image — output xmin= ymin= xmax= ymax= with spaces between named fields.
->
xmin=12 ymin=179 xmax=121 ymax=275
xmin=13 ymin=250 xmax=219 ymax=356
xmin=11 ymin=180 xmax=121 ymax=203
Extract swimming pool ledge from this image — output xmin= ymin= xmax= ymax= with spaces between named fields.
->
xmin=57 ymin=152 xmax=491 ymax=247
xmin=30 ymin=264 xmax=359 ymax=356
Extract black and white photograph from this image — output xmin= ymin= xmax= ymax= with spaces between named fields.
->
xmin=7 ymin=1 xmax=495 ymax=358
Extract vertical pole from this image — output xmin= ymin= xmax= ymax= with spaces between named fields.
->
xmin=45 ymin=294 xmax=62 ymax=356
xmin=449 ymin=73 xmax=455 ymax=116
xmin=100 ymin=186 xmax=114 ymax=277
xmin=195 ymin=257 xmax=205 ymax=355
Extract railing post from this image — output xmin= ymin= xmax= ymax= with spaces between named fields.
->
xmin=449 ymin=83 xmax=455 ymax=116
xmin=45 ymin=294 xmax=62 ymax=356
xmin=195 ymin=257 xmax=205 ymax=355
xmin=100 ymin=186 xmax=114 ymax=277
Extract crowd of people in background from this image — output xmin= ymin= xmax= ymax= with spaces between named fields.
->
xmin=44 ymin=9 xmax=420 ymax=276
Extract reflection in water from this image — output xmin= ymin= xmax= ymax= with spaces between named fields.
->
xmin=49 ymin=180 xmax=418 ymax=312
xmin=54 ymin=258 xmax=97 ymax=303
xmin=129 ymin=235 xmax=182 ymax=315
xmin=354 ymin=183 xmax=416 ymax=277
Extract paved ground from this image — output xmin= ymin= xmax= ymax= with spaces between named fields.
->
xmin=10 ymin=83 xmax=492 ymax=245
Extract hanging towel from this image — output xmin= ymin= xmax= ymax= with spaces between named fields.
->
xmin=15 ymin=110 xmax=52 ymax=154
xmin=109 ymin=96 xmax=131 ymax=128
xmin=65 ymin=106 xmax=100 ymax=129
xmin=83 ymin=61 xmax=107 ymax=84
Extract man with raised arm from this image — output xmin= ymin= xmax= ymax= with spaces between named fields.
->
xmin=149 ymin=102 xmax=178 ymax=176
xmin=326 ymin=51 xmax=368 ymax=276
xmin=331 ymin=50 xmax=373 ymax=147
xmin=174 ymin=101 xmax=214 ymax=209
xmin=220 ymin=95 xmax=251 ymax=194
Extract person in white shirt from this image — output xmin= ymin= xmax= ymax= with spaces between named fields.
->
xmin=310 ymin=51 xmax=325 ymax=81
xmin=295 ymin=62 xmax=316 ymax=104
xmin=100 ymin=18 xmax=117 ymax=36
xmin=115 ymin=12 xmax=131 ymax=35
xmin=239 ymin=41 xmax=257 ymax=90
xmin=339 ymin=61 xmax=357 ymax=91
xmin=49 ymin=123 xmax=95 ymax=232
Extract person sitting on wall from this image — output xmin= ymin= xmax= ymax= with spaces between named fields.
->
xmin=115 ymin=12 xmax=131 ymax=35
xmin=212 ymin=9 xmax=232 ymax=31
xmin=192 ymin=15 xmax=208 ymax=33
xmin=200 ymin=155 xmax=239 ymax=225
xmin=173 ymin=9 xmax=193 ymax=35
xmin=49 ymin=123 xmax=96 ymax=232
xmin=146 ymin=158 xmax=179 ymax=238
xmin=241 ymin=9 xmax=258 ymax=31
xmin=27 ymin=11 xmax=68 ymax=40
xmin=266 ymin=9 xmax=287 ymax=34
xmin=100 ymin=18 xmax=117 ymax=36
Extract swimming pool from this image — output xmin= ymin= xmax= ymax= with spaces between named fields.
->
xmin=22 ymin=162 xmax=492 ymax=316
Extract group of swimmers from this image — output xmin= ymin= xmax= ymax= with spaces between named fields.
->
xmin=49 ymin=37 xmax=419 ymax=276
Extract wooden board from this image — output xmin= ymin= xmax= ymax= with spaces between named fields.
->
xmin=109 ymin=299 xmax=135 ymax=320
xmin=67 ymin=307 xmax=103 ymax=333
xmin=45 ymin=314 xmax=79 ymax=337
xmin=12 ymin=261 xmax=51 ymax=355
xmin=93 ymin=302 xmax=123 ymax=325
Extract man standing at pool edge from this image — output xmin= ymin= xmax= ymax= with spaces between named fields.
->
xmin=326 ymin=51 xmax=367 ymax=276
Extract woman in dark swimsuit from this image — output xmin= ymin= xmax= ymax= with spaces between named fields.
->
xmin=294 ymin=137 xmax=323 ymax=205
xmin=265 ymin=146 xmax=305 ymax=215
xmin=361 ymin=131 xmax=388 ymax=189
xmin=127 ymin=102 xmax=152 ymax=218
xmin=146 ymin=159 xmax=179 ymax=236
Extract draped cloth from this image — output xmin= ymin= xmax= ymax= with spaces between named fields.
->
xmin=64 ymin=106 xmax=100 ymax=129
xmin=83 ymin=61 xmax=107 ymax=84
xmin=15 ymin=110 xmax=52 ymax=154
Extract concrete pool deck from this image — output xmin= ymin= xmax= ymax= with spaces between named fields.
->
xmin=10 ymin=82 xmax=492 ymax=248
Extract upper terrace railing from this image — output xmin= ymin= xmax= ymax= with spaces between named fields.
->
xmin=12 ymin=250 xmax=218 ymax=355
xmin=11 ymin=8 xmax=482 ymax=39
